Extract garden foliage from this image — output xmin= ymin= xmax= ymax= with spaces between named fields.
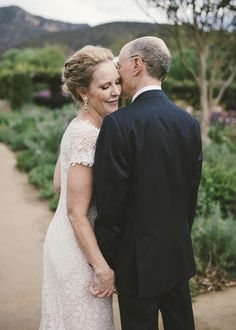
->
xmin=0 ymin=105 xmax=236 ymax=291
xmin=0 ymin=105 xmax=75 ymax=209
xmin=192 ymin=119 xmax=236 ymax=288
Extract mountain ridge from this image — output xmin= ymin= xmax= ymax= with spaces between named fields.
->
xmin=0 ymin=6 xmax=89 ymax=52
xmin=0 ymin=6 xmax=172 ymax=54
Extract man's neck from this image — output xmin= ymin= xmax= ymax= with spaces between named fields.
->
xmin=132 ymin=85 xmax=162 ymax=102
xmin=131 ymin=78 xmax=162 ymax=97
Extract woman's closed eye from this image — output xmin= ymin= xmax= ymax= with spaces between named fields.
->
xmin=101 ymin=80 xmax=120 ymax=90
xmin=101 ymin=84 xmax=110 ymax=90
xmin=115 ymin=78 xmax=121 ymax=85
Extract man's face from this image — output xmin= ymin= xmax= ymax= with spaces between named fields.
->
xmin=117 ymin=47 xmax=134 ymax=97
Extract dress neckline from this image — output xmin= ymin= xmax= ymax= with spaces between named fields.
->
xmin=74 ymin=117 xmax=100 ymax=131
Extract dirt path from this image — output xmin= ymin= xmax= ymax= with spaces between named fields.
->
xmin=0 ymin=143 xmax=52 ymax=330
xmin=192 ymin=287 xmax=236 ymax=330
xmin=0 ymin=142 xmax=235 ymax=330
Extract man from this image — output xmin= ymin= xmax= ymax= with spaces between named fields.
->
xmin=94 ymin=36 xmax=202 ymax=329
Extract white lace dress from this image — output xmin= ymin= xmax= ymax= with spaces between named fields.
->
xmin=39 ymin=117 xmax=114 ymax=330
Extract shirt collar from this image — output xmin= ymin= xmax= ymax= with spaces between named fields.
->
xmin=132 ymin=85 xmax=162 ymax=103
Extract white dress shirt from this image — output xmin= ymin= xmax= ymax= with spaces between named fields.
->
xmin=132 ymin=85 xmax=161 ymax=102
xmin=132 ymin=85 xmax=162 ymax=103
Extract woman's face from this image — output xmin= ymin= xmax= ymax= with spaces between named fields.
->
xmin=86 ymin=60 xmax=121 ymax=117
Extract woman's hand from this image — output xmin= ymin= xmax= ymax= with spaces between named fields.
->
xmin=90 ymin=267 xmax=116 ymax=298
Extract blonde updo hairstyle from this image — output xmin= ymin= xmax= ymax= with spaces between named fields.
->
xmin=62 ymin=45 xmax=114 ymax=103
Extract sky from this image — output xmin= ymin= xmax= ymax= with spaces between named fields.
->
xmin=0 ymin=0 xmax=167 ymax=26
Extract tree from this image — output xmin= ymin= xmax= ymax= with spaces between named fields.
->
xmin=0 ymin=47 xmax=67 ymax=108
xmin=10 ymin=73 xmax=32 ymax=109
xmin=0 ymin=47 xmax=66 ymax=76
xmin=136 ymin=0 xmax=236 ymax=142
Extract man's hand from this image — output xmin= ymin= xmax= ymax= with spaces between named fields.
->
xmin=90 ymin=267 xmax=116 ymax=298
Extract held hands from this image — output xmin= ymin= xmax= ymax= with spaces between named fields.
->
xmin=90 ymin=267 xmax=116 ymax=298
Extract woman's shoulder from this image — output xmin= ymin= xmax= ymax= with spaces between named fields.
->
xmin=72 ymin=116 xmax=99 ymax=131
xmin=63 ymin=116 xmax=100 ymax=146
xmin=60 ymin=117 xmax=99 ymax=167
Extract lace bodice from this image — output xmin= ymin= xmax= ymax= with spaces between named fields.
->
xmin=60 ymin=117 xmax=100 ymax=168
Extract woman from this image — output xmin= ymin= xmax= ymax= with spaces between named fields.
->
xmin=40 ymin=45 xmax=121 ymax=329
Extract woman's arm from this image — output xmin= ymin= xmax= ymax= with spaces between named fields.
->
xmin=66 ymin=164 xmax=115 ymax=297
xmin=53 ymin=157 xmax=61 ymax=193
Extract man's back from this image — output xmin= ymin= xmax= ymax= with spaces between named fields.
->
xmin=95 ymin=35 xmax=202 ymax=330
xmin=95 ymin=90 xmax=202 ymax=297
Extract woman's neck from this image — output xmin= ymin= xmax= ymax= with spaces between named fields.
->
xmin=79 ymin=106 xmax=103 ymax=129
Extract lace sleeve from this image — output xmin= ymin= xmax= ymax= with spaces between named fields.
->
xmin=69 ymin=122 xmax=99 ymax=167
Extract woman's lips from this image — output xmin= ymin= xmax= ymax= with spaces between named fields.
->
xmin=107 ymin=99 xmax=119 ymax=104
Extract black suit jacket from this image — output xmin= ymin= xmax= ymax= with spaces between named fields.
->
xmin=94 ymin=90 xmax=202 ymax=298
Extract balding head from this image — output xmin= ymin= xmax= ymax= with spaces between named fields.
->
xmin=121 ymin=36 xmax=171 ymax=81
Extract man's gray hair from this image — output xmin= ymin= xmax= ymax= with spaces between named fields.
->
xmin=128 ymin=37 xmax=171 ymax=81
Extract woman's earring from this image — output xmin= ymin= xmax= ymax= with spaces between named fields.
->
xmin=83 ymin=98 xmax=88 ymax=112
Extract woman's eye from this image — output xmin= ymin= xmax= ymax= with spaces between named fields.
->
xmin=115 ymin=79 xmax=121 ymax=85
xmin=101 ymin=85 xmax=109 ymax=90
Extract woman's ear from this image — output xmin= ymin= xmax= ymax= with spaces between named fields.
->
xmin=76 ymin=88 xmax=87 ymax=103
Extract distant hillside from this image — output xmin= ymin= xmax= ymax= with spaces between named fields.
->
xmin=0 ymin=6 xmax=175 ymax=55
xmin=17 ymin=21 xmax=161 ymax=53
xmin=0 ymin=6 xmax=89 ymax=53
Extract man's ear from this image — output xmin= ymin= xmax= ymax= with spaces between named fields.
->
xmin=132 ymin=57 xmax=143 ymax=77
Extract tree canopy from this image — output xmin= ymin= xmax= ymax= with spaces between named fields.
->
xmin=137 ymin=0 xmax=236 ymax=141
xmin=0 ymin=47 xmax=66 ymax=77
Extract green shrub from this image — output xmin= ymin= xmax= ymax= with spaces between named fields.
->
xmin=28 ymin=164 xmax=54 ymax=189
xmin=0 ymin=111 xmax=12 ymax=125
xmin=17 ymin=150 xmax=39 ymax=172
xmin=209 ymin=124 xmax=227 ymax=144
xmin=209 ymin=123 xmax=236 ymax=152
xmin=193 ymin=204 xmax=236 ymax=277
xmin=0 ymin=124 xmax=8 ymax=142
xmin=197 ymin=143 xmax=236 ymax=217
xmin=1 ymin=109 xmax=40 ymax=150
xmin=48 ymin=193 xmax=60 ymax=211
xmin=0 ymin=104 xmax=75 ymax=210
xmin=4 ymin=129 xmax=27 ymax=151
xmin=39 ymin=181 xmax=55 ymax=199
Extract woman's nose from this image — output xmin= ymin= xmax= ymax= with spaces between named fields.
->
xmin=111 ymin=84 xmax=121 ymax=96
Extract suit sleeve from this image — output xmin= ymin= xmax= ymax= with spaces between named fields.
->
xmin=189 ymin=118 xmax=203 ymax=230
xmin=94 ymin=114 xmax=130 ymax=268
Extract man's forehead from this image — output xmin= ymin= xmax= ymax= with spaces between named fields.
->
xmin=119 ymin=44 xmax=131 ymax=58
